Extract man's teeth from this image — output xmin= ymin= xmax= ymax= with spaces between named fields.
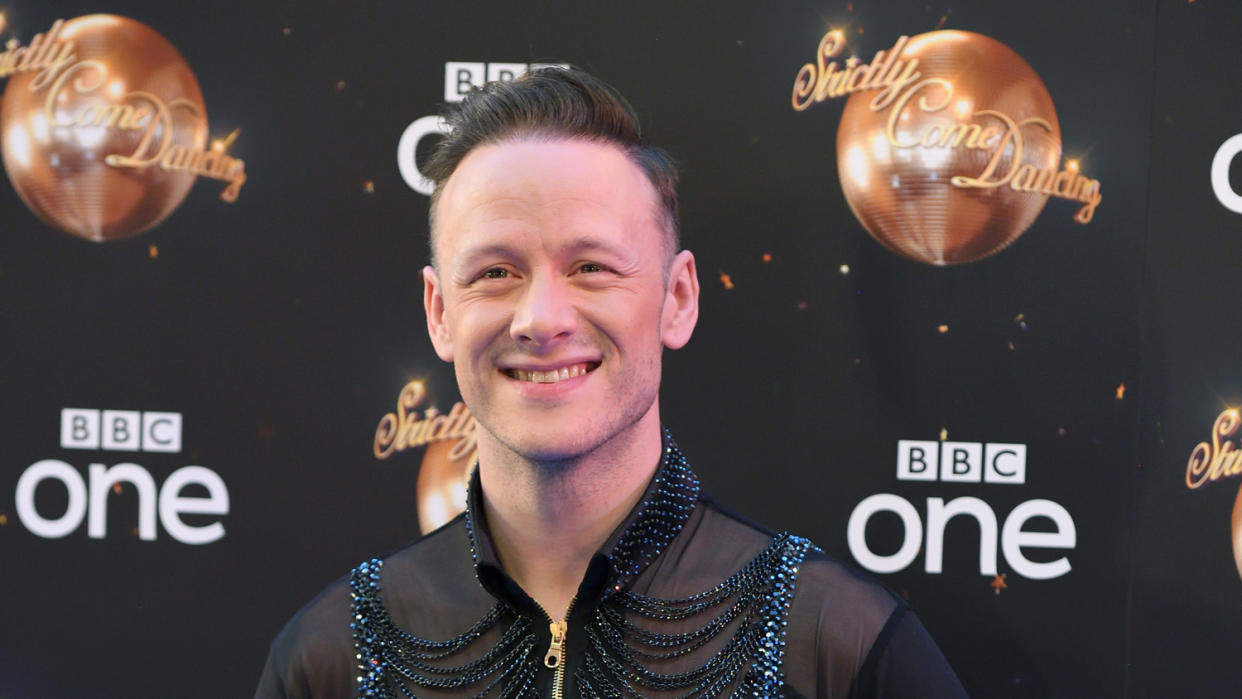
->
xmin=511 ymin=364 xmax=591 ymax=383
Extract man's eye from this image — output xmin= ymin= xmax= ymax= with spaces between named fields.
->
xmin=578 ymin=263 xmax=605 ymax=273
xmin=480 ymin=268 xmax=509 ymax=280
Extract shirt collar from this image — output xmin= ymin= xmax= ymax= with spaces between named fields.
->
xmin=464 ymin=427 xmax=701 ymax=609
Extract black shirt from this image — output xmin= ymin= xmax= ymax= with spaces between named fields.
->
xmin=255 ymin=432 xmax=968 ymax=698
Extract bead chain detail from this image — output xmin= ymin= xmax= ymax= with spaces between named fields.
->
xmin=350 ymin=430 xmax=812 ymax=697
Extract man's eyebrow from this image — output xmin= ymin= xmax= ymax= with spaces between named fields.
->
xmin=559 ymin=236 xmax=636 ymax=260
xmin=455 ymin=243 xmax=523 ymax=266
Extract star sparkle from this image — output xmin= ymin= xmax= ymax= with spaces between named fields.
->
xmin=991 ymin=574 xmax=1007 ymax=594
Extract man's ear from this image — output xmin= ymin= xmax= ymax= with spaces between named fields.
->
xmin=661 ymin=250 xmax=700 ymax=350
xmin=423 ymin=265 xmax=455 ymax=362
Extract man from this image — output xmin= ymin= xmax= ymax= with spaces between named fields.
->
xmin=256 ymin=67 xmax=968 ymax=698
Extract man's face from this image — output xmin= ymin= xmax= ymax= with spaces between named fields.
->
xmin=423 ymin=138 xmax=698 ymax=464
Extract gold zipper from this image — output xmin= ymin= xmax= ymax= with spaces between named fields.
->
xmin=538 ymin=596 xmax=578 ymax=699
xmin=545 ymin=620 xmax=568 ymax=698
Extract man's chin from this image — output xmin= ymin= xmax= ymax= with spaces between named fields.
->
xmin=479 ymin=422 xmax=620 ymax=471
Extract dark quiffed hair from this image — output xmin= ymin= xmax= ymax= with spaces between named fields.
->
xmin=423 ymin=66 xmax=680 ymax=263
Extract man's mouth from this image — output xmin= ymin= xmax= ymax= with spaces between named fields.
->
xmin=503 ymin=362 xmax=599 ymax=384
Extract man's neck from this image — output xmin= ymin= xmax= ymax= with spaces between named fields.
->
xmin=476 ymin=411 xmax=664 ymax=622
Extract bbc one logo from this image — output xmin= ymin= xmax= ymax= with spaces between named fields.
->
xmin=1213 ymin=134 xmax=1242 ymax=214
xmin=847 ymin=440 xmax=1077 ymax=580
xmin=397 ymin=61 xmax=566 ymax=195
xmin=13 ymin=408 xmax=229 ymax=545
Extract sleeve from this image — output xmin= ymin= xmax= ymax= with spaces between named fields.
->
xmin=849 ymin=606 xmax=970 ymax=699
xmin=253 ymin=583 xmax=356 ymax=699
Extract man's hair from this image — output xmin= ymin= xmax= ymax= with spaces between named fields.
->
xmin=423 ymin=67 xmax=680 ymax=267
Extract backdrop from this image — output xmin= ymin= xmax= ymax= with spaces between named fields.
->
xmin=1 ymin=1 xmax=1239 ymax=697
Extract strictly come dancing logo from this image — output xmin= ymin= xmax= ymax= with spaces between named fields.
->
xmin=0 ymin=15 xmax=246 ymax=241
xmin=373 ymin=380 xmax=477 ymax=533
xmin=792 ymin=30 xmax=1102 ymax=265
xmin=1185 ymin=408 xmax=1242 ymax=581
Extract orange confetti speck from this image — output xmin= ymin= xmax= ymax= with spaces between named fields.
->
xmin=939 ymin=428 xmax=948 ymax=441
xmin=363 ymin=180 xmax=375 ymax=194
xmin=857 ymin=24 xmax=865 ymax=35
xmin=282 ymin=26 xmax=292 ymax=36
xmin=112 ymin=482 xmax=123 ymax=495
xmin=0 ymin=513 xmax=7 ymax=526
xmin=937 ymin=324 xmax=949 ymax=334
xmin=148 ymin=245 xmax=159 ymax=259
xmin=991 ymin=574 xmax=1008 ymax=594
xmin=719 ymin=272 xmax=734 ymax=290
xmin=1115 ymin=383 xmax=1126 ymax=400
xmin=335 ymin=80 xmax=346 ymax=92
xmin=797 ymin=301 xmax=808 ymax=310
xmin=131 ymin=527 xmax=140 ymax=537
xmin=761 ymin=253 xmax=772 ymax=263
xmin=934 ymin=15 xmax=948 ymax=30
xmin=846 ymin=2 xmax=854 ymax=10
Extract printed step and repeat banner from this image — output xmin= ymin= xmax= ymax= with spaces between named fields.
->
xmin=0 ymin=1 xmax=1238 ymax=696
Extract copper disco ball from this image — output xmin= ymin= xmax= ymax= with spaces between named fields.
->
xmin=0 ymin=15 xmax=207 ymax=241
xmin=1233 ymin=480 xmax=1242 ymax=582
xmin=837 ymin=30 xmax=1061 ymax=265
xmin=416 ymin=439 xmax=477 ymax=534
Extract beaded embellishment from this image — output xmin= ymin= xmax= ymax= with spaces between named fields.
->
xmin=350 ymin=431 xmax=814 ymax=698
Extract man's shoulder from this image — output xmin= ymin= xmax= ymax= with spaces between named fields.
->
xmin=255 ymin=517 xmax=477 ymax=699
xmin=685 ymin=504 xmax=963 ymax=699
xmin=694 ymin=494 xmax=903 ymax=627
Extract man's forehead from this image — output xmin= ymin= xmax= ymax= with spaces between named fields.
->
xmin=434 ymin=138 xmax=662 ymax=254
xmin=443 ymin=138 xmax=651 ymax=205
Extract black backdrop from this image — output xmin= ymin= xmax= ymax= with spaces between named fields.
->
xmin=1 ymin=1 xmax=1239 ymax=697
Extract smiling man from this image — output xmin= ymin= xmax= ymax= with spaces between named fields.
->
xmin=256 ymin=68 xmax=968 ymax=699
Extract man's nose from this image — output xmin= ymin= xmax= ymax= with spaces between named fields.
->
xmin=510 ymin=274 xmax=577 ymax=346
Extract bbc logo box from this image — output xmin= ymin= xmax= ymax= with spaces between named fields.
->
xmin=60 ymin=409 xmax=182 ymax=453
xmin=896 ymin=440 xmax=1026 ymax=484
xmin=442 ymin=62 xmax=571 ymax=103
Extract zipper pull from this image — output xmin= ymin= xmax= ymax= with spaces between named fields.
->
xmin=544 ymin=620 xmax=568 ymax=668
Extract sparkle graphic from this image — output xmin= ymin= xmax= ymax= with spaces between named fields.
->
xmin=991 ymin=574 xmax=1008 ymax=594
xmin=762 ymin=253 xmax=772 ymax=263
xmin=937 ymin=324 xmax=949 ymax=334
xmin=839 ymin=264 xmax=851 ymax=275
xmin=212 ymin=128 xmax=241 ymax=153
xmin=719 ymin=272 xmax=735 ymax=290
xmin=148 ymin=245 xmax=159 ymax=260
xmin=1115 ymin=383 xmax=1126 ymax=400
